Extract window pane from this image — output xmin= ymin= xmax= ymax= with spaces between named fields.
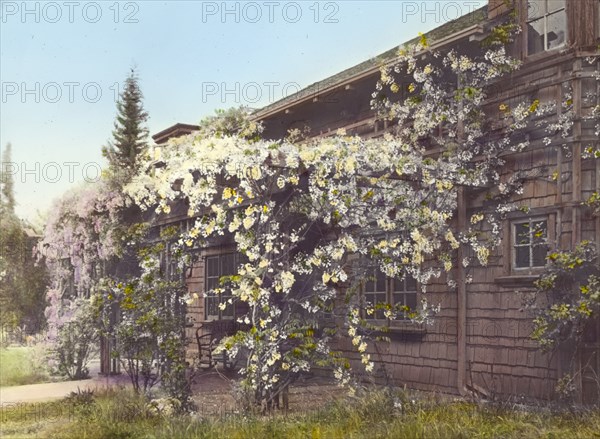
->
xmin=365 ymin=275 xmax=375 ymax=293
xmin=365 ymin=292 xmax=386 ymax=319
xmin=376 ymin=270 xmax=386 ymax=292
xmin=392 ymin=293 xmax=405 ymax=307
xmin=221 ymin=299 xmax=234 ymax=317
xmin=532 ymin=221 xmax=548 ymax=244
xmin=206 ymin=277 xmax=218 ymax=290
xmin=516 ymin=247 xmax=530 ymax=268
xmin=206 ymin=297 xmax=218 ymax=317
xmin=528 ymin=0 xmax=545 ymax=20
xmin=207 ymin=256 xmax=219 ymax=276
xmin=221 ymin=253 xmax=235 ymax=276
xmin=405 ymin=293 xmax=417 ymax=311
xmin=515 ymin=223 xmax=531 ymax=245
xmin=527 ymin=17 xmax=546 ymax=55
xmin=532 ymin=245 xmax=548 ymax=267
xmin=547 ymin=10 xmax=566 ymax=50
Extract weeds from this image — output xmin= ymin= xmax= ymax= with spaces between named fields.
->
xmin=1 ymin=387 xmax=599 ymax=438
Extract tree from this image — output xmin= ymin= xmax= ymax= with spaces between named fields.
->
xmin=1 ymin=142 xmax=15 ymax=215
xmin=124 ymin=16 xmax=599 ymax=407
xmin=0 ymin=143 xmax=48 ymax=334
xmin=102 ymin=68 xmax=149 ymax=178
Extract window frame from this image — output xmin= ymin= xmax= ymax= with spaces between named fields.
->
xmin=204 ymin=252 xmax=239 ymax=321
xmin=524 ymin=0 xmax=568 ymax=57
xmin=360 ymin=266 xmax=418 ymax=324
xmin=511 ymin=216 xmax=550 ymax=272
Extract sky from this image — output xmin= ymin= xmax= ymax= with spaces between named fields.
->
xmin=0 ymin=0 xmax=486 ymax=222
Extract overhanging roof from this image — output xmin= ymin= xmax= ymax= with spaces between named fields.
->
xmin=152 ymin=123 xmax=200 ymax=144
xmin=252 ymin=6 xmax=488 ymax=120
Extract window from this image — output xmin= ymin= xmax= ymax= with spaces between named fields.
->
xmin=205 ymin=253 xmax=238 ymax=320
xmin=362 ymin=267 xmax=417 ymax=320
xmin=513 ymin=218 xmax=549 ymax=269
xmin=526 ymin=0 xmax=567 ymax=55
xmin=161 ymin=242 xmax=182 ymax=282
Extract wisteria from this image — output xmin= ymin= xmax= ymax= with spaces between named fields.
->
xmin=40 ymin=180 xmax=127 ymax=377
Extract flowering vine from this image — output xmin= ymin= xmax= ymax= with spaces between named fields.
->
xmin=122 ymin=27 xmax=582 ymax=405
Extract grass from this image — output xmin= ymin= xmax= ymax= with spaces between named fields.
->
xmin=1 ymin=388 xmax=599 ymax=438
xmin=0 ymin=347 xmax=51 ymax=387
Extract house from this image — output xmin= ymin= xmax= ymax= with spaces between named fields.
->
xmin=153 ymin=0 xmax=600 ymax=403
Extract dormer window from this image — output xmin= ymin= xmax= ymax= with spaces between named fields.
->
xmin=526 ymin=0 xmax=567 ymax=55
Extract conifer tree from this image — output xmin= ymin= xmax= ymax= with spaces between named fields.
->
xmin=1 ymin=142 xmax=16 ymax=215
xmin=103 ymin=68 xmax=149 ymax=177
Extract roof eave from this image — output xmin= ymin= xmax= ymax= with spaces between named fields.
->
xmin=252 ymin=23 xmax=486 ymax=121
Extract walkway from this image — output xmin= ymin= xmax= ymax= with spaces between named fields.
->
xmin=0 ymin=359 xmax=129 ymax=406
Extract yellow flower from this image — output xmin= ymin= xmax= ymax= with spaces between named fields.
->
xmin=470 ymin=213 xmax=484 ymax=224
xmin=223 ymin=187 xmax=234 ymax=200
xmin=390 ymin=83 xmax=400 ymax=93
xmin=408 ymin=83 xmax=416 ymax=93
xmin=249 ymin=166 xmax=262 ymax=180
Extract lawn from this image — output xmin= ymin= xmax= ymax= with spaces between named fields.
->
xmin=0 ymin=347 xmax=50 ymax=387
xmin=1 ymin=388 xmax=599 ymax=438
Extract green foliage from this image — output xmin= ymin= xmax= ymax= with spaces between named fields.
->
xmin=1 ymin=144 xmax=48 ymax=333
xmin=3 ymin=388 xmax=600 ymax=439
xmin=529 ymin=241 xmax=600 ymax=349
xmin=48 ymin=297 xmax=99 ymax=380
xmin=102 ymin=68 xmax=149 ymax=178
xmin=0 ymin=347 xmax=51 ymax=386
xmin=584 ymin=191 xmax=600 ymax=216
xmin=482 ymin=1 xmax=519 ymax=47
xmin=198 ymin=106 xmax=263 ymax=141
xmin=1 ymin=142 xmax=15 ymax=214
xmin=97 ymin=227 xmax=192 ymax=411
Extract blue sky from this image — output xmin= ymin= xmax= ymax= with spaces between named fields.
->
xmin=0 ymin=0 xmax=485 ymax=222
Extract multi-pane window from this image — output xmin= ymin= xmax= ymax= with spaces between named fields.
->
xmin=513 ymin=219 xmax=549 ymax=269
xmin=205 ymin=253 xmax=238 ymax=320
xmin=363 ymin=267 xmax=417 ymax=320
xmin=161 ymin=242 xmax=182 ymax=282
xmin=527 ymin=0 xmax=567 ymax=55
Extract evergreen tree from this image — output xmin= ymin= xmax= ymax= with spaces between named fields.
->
xmin=0 ymin=143 xmax=48 ymax=333
xmin=1 ymin=142 xmax=16 ymax=215
xmin=102 ymin=68 xmax=149 ymax=177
